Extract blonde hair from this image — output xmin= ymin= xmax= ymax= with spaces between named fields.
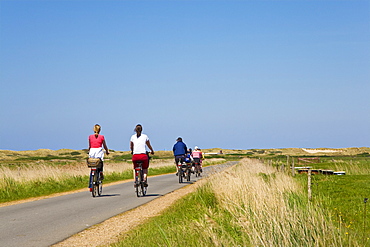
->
xmin=93 ymin=124 xmax=101 ymax=137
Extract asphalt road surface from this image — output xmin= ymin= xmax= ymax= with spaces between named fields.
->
xmin=0 ymin=162 xmax=238 ymax=247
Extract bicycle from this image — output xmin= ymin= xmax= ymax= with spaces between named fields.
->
xmin=177 ymin=157 xmax=191 ymax=183
xmin=134 ymin=161 xmax=147 ymax=197
xmin=193 ymin=158 xmax=202 ymax=177
xmin=185 ymin=160 xmax=192 ymax=181
xmin=87 ymin=158 xmax=103 ymax=197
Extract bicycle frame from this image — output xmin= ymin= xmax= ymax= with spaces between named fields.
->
xmin=134 ymin=162 xmax=146 ymax=197
xmin=89 ymin=167 xmax=102 ymax=197
xmin=194 ymin=162 xmax=201 ymax=177
xmin=177 ymin=157 xmax=190 ymax=183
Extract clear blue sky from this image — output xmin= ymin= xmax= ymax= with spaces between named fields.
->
xmin=1 ymin=0 xmax=369 ymax=151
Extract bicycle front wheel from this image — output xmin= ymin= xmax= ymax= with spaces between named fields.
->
xmin=142 ymin=184 xmax=147 ymax=196
xmin=140 ymin=182 xmax=145 ymax=196
xmin=92 ymin=172 xmax=98 ymax=197
xmin=141 ymin=171 xmax=147 ymax=196
xmin=179 ymin=169 xmax=183 ymax=183
xmin=187 ymin=168 xmax=191 ymax=181
xmin=135 ymin=171 xmax=141 ymax=197
xmin=97 ymin=173 xmax=102 ymax=196
xmin=195 ymin=165 xmax=200 ymax=177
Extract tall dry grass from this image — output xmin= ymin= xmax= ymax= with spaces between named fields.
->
xmin=330 ymin=159 xmax=370 ymax=175
xmin=199 ymin=158 xmax=351 ymax=246
xmin=0 ymin=159 xmax=176 ymax=189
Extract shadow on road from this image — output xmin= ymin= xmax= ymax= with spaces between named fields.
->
xmin=141 ymin=194 xmax=161 ymax=197
xmin=96 ymin=194 xmax=120 ymax=197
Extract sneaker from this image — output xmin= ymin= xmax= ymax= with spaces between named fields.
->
xmin=100 ymin=173 xmax=104 ymax=180
xmin=176 ymin=172 xmax=178 ymax=176
xmin=89 ymin=188 xmax=92 ymax=192
xmin=134 ymin=182 xmax=139 ymax=188
xmin=144 ymin=181 xmax=148 ymax=187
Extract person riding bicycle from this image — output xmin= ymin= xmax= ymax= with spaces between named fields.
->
xmin=172 ymin=137 xmax=188 ymax=175
xmin=88 ymin=124 xmax=109 ymax=180
xmin=130 ymin=124 xmax=154 ymax=187
xmin=191 ymin=146 xmax=203 ymax=173
xmin=185 ymin=148 xmax=195 ymax=173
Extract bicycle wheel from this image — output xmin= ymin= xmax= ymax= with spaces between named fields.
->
xmin=187 ymin=168 xmax=191 ymax=181
xmin=142 ymin=184 xmax=147 ymax=196
xmin=97 ymin=173 xmax=102 ymax=196
xmin=92 ymin=172 xmax=98 ymax=197
xmin=135 ymin=172 xmax=140 ymax=197
xmin=179 ymin=168 xmax=183 ymax=183
xmin=140 ymin=182 xmax=145 ymax=197
xmin=141 ymin=171 xmax=147 ymax=196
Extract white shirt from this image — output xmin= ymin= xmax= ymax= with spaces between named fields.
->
xmin=130 ymin=133 xmax=149 ymax=154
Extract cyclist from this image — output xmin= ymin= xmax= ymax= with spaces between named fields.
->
xmin=191 ymin=146 xmax=203 ymax=173
xmin=172 ymin=137 xmax=188 ymax=175
xmin=88 ymin=124 xmax=109 ymax=180
xmin=130 ymin=124 xmax=154 ymax=187
xmin=186 ymin=148 xmax=195 ymax=173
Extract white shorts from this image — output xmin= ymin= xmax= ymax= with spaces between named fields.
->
xmin=89 ymin=148 xmax=104 ymax=161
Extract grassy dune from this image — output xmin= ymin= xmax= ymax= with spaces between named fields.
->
xmin=114 ymin=158 xmax=358 ymax=246
xmin=113 ymin=157 xmax=370 ymax=246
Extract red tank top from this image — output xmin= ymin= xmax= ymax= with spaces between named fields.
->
xmin=89 ymin=134 xmax=105 ymax=148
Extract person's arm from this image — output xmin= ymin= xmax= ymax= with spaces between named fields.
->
xmin=130 ymin=141 xmax=134 ymax=154
xmin=102 ymin=140 xmax=109 ymax=155
xmin=146 ymin=140 xmax=154 ymax=155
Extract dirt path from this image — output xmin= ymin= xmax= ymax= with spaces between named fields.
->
xmin=53 ymin=179 xmax=203 ymax=247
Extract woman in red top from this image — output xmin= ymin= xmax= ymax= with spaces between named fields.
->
xmin=88 ymin=124 xmax=109 ymax=178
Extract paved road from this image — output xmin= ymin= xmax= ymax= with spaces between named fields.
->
xmin=0 ymin=162 xmax=238 ymax=247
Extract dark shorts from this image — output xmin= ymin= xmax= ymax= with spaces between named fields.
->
xmin=175 ymin=155 xmax=185 ymax=164
xmin=132 ymin=153 xmax=149 ymax=169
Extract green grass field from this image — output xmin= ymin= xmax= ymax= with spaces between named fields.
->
xmin=111 ymin=156 xmax=370 ymax=247
xmin=1 ymin=148 xmax=369 ymax=246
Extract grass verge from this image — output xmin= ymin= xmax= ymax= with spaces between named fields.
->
xmin=0 ymin=165 xmax=176 ymax=203
xmin=112 ymin=158 xmax=359 ymax=246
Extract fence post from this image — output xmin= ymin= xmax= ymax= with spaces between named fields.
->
xmin=364 ymin=198 xmax=368 ymax=242
xmin=291 ymin=157 xmax=295 ymax=177
xmin=280 ymin=164 xmax=285 ymax=172
xmin=308 ymin=168 xmax=312 ymax=202
xmin=286 ymin=155 xmax=289 ymax=166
